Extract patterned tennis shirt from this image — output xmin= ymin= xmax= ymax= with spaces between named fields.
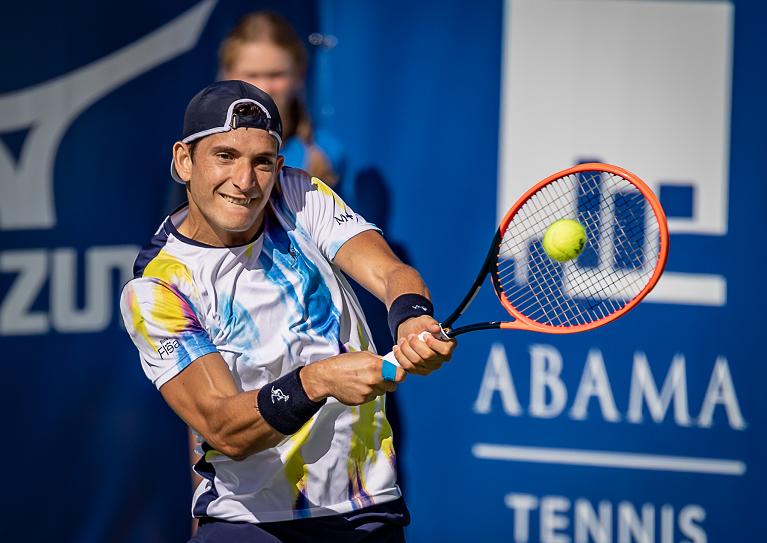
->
xmin=120 ymin=167 xmax=400 ymax=522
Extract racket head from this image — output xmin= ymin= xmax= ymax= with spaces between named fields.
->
xmin=490 ymin=163 xmax=668 ymax=334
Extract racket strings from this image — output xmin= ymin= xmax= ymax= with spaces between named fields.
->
xmin=496 ymin=171 xmax=661 ymax=328
xmin=503 ymin=173 xmax=659 ymax=324
xmin=520 ymin=172 xmax=664 ymax=308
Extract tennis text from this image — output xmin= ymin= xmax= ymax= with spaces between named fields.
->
xmin=505 ymin=493 xmax=706 ymax=543
xmin=474 ymin=343 xmax=745 ymax=430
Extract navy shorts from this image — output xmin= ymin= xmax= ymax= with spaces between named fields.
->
xmin=189 ymin=497 xmax=410 ymax=543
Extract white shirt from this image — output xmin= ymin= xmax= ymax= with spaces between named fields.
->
xmin=120 ymin=167 xmax=400 ymax=522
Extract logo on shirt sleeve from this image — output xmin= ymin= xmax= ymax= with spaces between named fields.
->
xmin=334 ymin=210 xmax=357 ymax=225
xmin=157 ymin=338 xmax=180 ymax=359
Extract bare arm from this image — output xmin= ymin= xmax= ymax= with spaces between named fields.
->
xmin=161 ymin=349 xmax=405 ymax=461
xmin=161 ymin=352 xmax=284 ymax=461
xmin=334 ymin=230 xmax=429 ymax=310
xmin=334 ymin=230 xmax=457 ymax=373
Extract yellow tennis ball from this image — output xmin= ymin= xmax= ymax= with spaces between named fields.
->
xmin=543 ymin=219 xmax=587 ymax=262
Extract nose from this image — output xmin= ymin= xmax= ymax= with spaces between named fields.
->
xmin=230 ymin=158 xmax=258 ymax=194
xmin=247 ymin=75 xmax=276 ymax=96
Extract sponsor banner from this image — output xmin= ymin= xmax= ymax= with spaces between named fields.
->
xmin=0 ymin=2 xmax=316 ymax=541
xmin=2 ymin=0 xmax=764 ymax=541
xmin=381 ymin=1 xmax=761 ymax=541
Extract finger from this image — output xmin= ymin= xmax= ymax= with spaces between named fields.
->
xmin=427 ymin=322 xmax=443 ymax=334
xmin=372 ymin=377 xmax=400 ymax=396
xmin=391 ymin=345 xmax=417 ymax=372
xmin=405 ymin=346 xmax=443 ymax=374
xmin=370 ymin=383 xmax=386 ymax=397
xmin=394 ymin=341 xmax=429 ymax=375
xmin=406 ymin=337 xmax=447 ymax=374
xmin=413 ymin=323 xmax=441 ymax=342
xmin=382 ymin=380 xmax=398 ymax=393
xmin=421 ymin=335 xmax=455 ymax=358
xmin=398 ymin=336 xmax=425 ymax=364
xmin=408 ymin=334 xmax=439 ymax=360
xmin=374 ymin=364 xmax=407 ymax=389
xmin=411 ymin=335 xmax=453 ymax=368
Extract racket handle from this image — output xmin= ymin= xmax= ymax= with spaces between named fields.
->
xmin=381 ymin=351 xmax=400 ymax=381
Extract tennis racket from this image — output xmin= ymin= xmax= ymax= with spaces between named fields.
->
xmin=382 ymin=162 xmax=668 ymax=375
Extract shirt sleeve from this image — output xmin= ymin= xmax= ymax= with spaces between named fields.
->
xmin=279 ymin=168 xmax=381 ymax=261
xmin=120 ymin=276 xmax=218 ymax=389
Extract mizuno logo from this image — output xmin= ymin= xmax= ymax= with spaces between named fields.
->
xmin=271 ymin=387 xmax=290 ymax=404
xmin=0 ymin=0 xmax=215 ymax=231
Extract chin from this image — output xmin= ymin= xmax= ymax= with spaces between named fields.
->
xmin=221 ymin=213 xmax=262 ymax=232
xmin=218 ymin=219 xmax=257 ymax=234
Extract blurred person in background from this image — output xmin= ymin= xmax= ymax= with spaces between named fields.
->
xmin=220 ymin=10 xmax=344 ymax=187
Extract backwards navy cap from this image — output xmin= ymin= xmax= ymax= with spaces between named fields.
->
xmin=171 ymin=80 xmax=283 ymax=183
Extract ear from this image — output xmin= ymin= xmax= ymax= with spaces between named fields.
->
xmin=173 ymin=142 xmax=193 ymax=182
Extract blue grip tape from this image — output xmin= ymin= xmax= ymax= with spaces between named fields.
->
xmin=382 ymin=359 xmax=398 ymax=382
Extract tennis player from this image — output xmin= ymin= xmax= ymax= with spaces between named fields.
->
xmin=120 ymin=80 xmax=456 ymax=542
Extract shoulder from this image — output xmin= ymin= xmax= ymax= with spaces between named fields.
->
xmin=133 ymin=216 xmax=173 ymax=278
xmin=275 ymin=166 xmax=339 ymax=214
xmin=278 ymin=165 xmax=314 ymax=193
xmin=132 ymin=206 xmax=197 ymax=288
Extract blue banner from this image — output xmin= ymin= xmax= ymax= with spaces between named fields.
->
xmin=1 ymin=2 xmax=317 ymax=541
xmin=321 ymin=1 xmax=765 ymax=542
xmin=2 ymin=0 xmax=764 ymax=541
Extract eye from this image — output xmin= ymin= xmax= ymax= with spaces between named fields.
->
xmin=254 ymin=156 xmax=276 ymax=171
xmin=216 ymin=151 xmax=233 ymax=161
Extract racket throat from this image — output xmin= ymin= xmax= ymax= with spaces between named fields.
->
xmin=446 ymin=322 xmax=502 ymax=338
xmin=442 ymin=230 xmax=502 ymax=330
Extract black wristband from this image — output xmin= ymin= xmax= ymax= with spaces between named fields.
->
xmin=387 ymin=293 xmax=434 ymax=340
xmin=257 ymin=368 xmax=326 ymax=435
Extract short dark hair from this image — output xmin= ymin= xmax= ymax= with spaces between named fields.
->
xmin=187 ymin=140 xmax=199 ymax=161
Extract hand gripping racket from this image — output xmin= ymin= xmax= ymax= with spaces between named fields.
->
xmin=381 ymin=163 xmax=669 ymax=380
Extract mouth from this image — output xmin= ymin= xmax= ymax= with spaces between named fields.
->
xmin=220 ymin=194 xmax=253 ymax=206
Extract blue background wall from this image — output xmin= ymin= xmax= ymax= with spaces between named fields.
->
xmin=1 ymin=1 xmax=764 ymax=541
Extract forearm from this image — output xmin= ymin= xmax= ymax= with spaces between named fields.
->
xmin=381 ymin=263 xmax=431 ymax=308
xmin=333 ymin=231 xmax=431 ymax=306
xmin=195 ymin=390 xmax=285 ymax=461
xmin=211 ymin=354 xmax=403 ymax=452
xmin=161 ymin=354 xmax=286 ymax=461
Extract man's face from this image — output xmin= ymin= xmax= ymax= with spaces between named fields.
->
xmin=173 ymin=128 xmax=283 ymax=246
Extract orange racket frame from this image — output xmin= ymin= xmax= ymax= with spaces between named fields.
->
xmin=439 ymin=163 xmax=669 ymax=338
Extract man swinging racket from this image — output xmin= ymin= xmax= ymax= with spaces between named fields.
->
xmin=120 ymin=80 xmax=456 ymax=542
